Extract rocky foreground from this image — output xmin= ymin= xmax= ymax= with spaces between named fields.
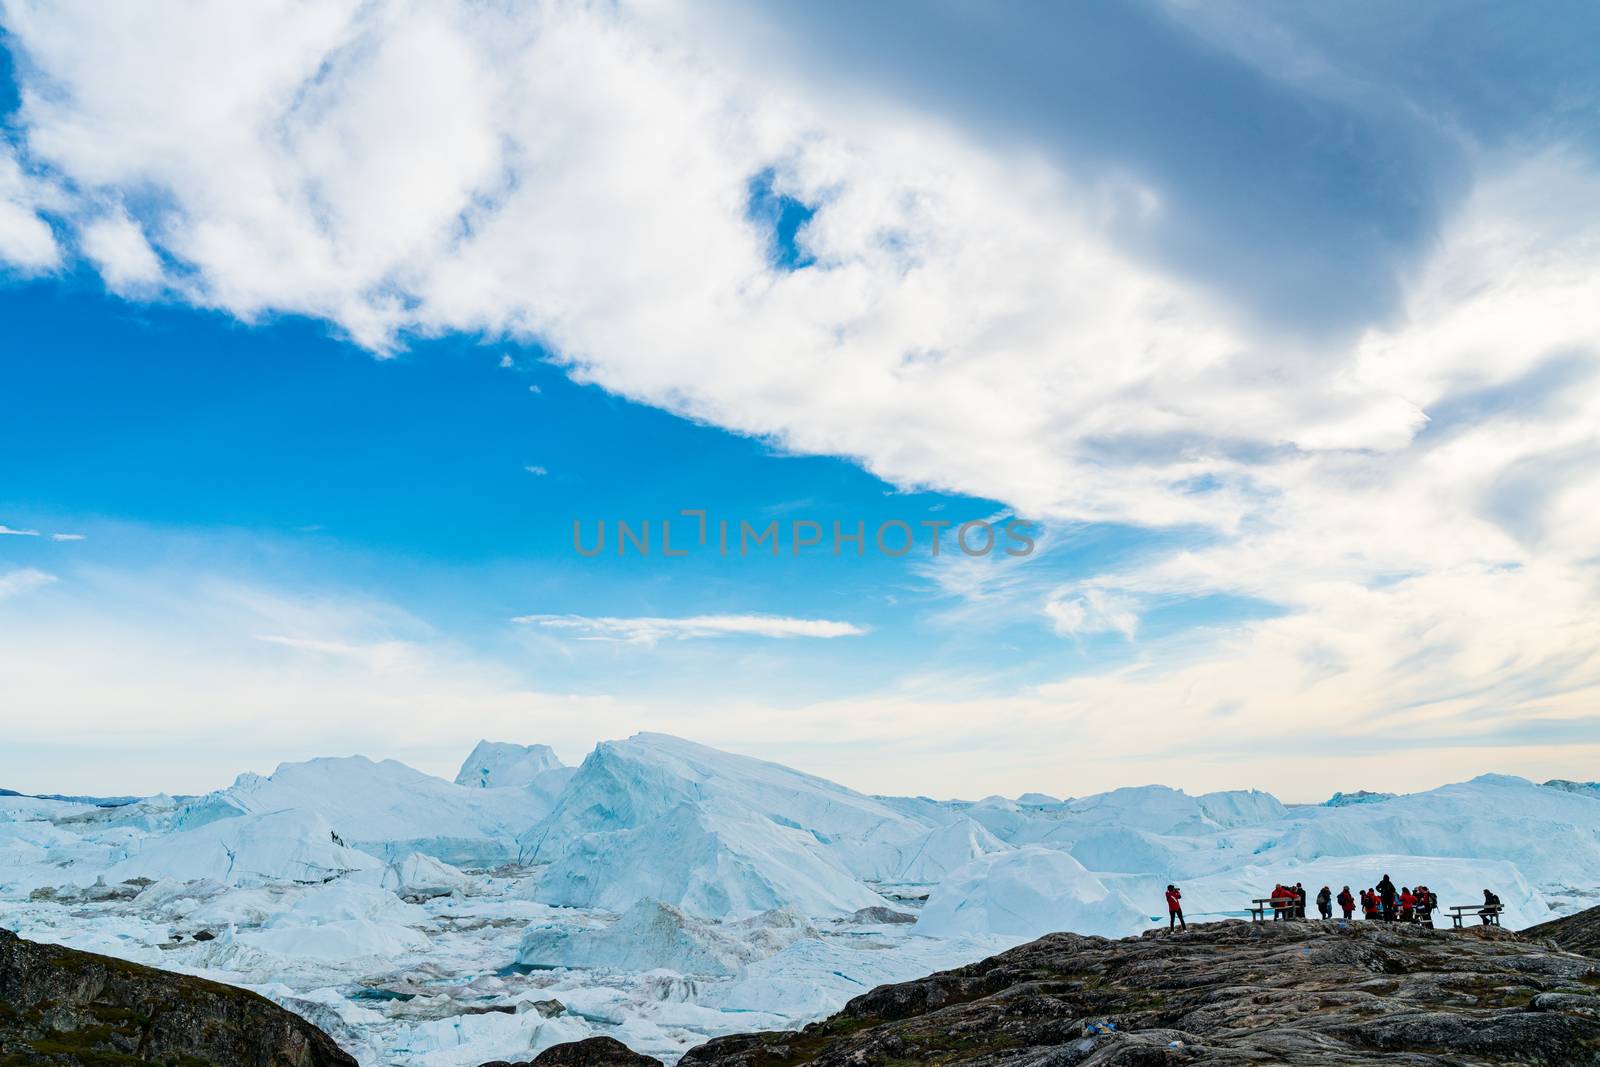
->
xmin=515 ymin=914 xmax=1600 ymax=1067
xmin=9 ymin=914 xmax=1600 ymax=1065
xmin=0 ymin=927 xmax=356 ymax=1066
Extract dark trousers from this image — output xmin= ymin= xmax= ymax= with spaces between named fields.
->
xmin=1169 ymin=909 xmax=1185 ymax=929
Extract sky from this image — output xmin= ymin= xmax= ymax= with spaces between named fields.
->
xmin=1 ymin=1 xmax=1597 ymax=802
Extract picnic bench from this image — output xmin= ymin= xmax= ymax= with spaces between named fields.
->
xmin=1249 ymin=896 xmax=1300 ymax=922
xmin=1448 ymin=904 xmax=1501 ymax=928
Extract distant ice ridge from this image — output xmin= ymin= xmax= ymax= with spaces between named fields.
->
xmin=1260 ymin=775 xmax=1600 ymax=891
xmin=172 ymin=755 xmax=552 ymax=867
xmin=1543 ymin=780 xmax=1600 ymax=801
xmin=1324 ymin=790 xmax=1398 ymax=807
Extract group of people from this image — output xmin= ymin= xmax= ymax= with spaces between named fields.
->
xmin=1356 ymin=875 xmax=1438 ymax=923
xmin=1162 ymin=878 xmax=1504 ymax=930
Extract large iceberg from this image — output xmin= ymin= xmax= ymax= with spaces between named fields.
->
xmin=532 ymin=802 xmax=882 ymax=919
xmin=1252 ymin=775 xmax=1600 ymax=892
xmin=521 ymin=734 xmax=931 ymax=876
xmin=101 ymin=809 xmax=384 ymax=887
xmin=890 ymin=817 xmax=1011 ymax=884
xmin=519 ymin=734 xmax=934 ymax=917
xmin=455 ymin=741 xmax=564 ymax=789
xmin=915 ymin=846 xmax=1151 ymax=940
xmin=173 ymin=755 xmax=551 ymax=866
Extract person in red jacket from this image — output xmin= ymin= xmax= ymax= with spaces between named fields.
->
xmin=1400 ymin=887 xmax=1417 ymax=921
xmin=1166 ymin=884 xmax=1185 ymax=930
xmin=1271 ymin=883 xmax=1292 ymax=920
xmin=1337 ymin=885 xmax=1355 ymax=920
xmin=1361 ymin=888 xmax=1377 ymax=919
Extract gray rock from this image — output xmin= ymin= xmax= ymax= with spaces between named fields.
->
xmin=845 ymin=906 xmax=917 ymax=925
xmin=675 ymin=913 xmax=1600 ymax=1066
xmin=0 ymin=927 xmax=356 ymax=1065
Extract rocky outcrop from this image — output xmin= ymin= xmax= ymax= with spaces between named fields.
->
xmin=482 ymin=1036 xmax=663 ymax=1066
xmin=525 ymin=914 xmax=1600 ymax=1066
xmin=0 ymin=927 xmax=357 ymax=1066
xmin=1528 ymin=905 xmax=1600 ymax=960
xmin=686 ymin=918 xmax=1600 ymax=1065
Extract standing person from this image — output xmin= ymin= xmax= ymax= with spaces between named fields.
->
xmin=1166 ymin=884 xmax=1186 ymax=931
xmin=1378 ymin=874 xmax=1397 ymax=921
xmin=1271 ymin=883 xmax=1289 ymax=920
xmin=1317 ymin=885 xmax=1333 ymax=920
xmin=1338 ymin=885 xmax=1355 ymax=920
xmin=1400 ymin=887 xmax=1416 ymax=922
xmin=1295 ymin=882 xmax=1308 ymax=919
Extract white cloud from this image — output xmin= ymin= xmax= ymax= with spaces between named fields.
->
xmin=50 ymin=532 xmax=86 ymax=541
xmin=0 ymin=1 xmax=1595 ymax=787
xmin=0 ymin=524 xmax=41 ymax=536
xmin=0 ymin=0 xmax=1418 ymax=527
xmin=514 ymin=612 xmax=868 ymax=644
xmin=0 ymin=568 xmax=56 ymax=598
xmin=79 ymin=207 xmax=164 ymax=292
xmin=0 ymin=146 xmax=60 ymax=271
xmin=1043 ymin=588 xmax=1141 ymax=641
xmin=523 ymin=464 xmax=547 ymax=476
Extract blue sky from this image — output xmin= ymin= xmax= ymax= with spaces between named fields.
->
xmin=1 ymin=2 xmax=1597 ymax=799
xmin=4 ymin=270 xmax=1232 ymax=709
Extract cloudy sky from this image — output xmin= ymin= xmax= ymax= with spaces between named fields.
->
xmin=2 ymin=0 xmax=1597 ymax=801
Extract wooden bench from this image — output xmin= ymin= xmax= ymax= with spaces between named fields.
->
xmin=1249 ymin=897 xmax=1300 ymax=922
xmin=1448 ymin=904 xmax=1501 ymax=928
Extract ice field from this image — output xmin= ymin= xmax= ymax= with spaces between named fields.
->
xmin=2 ymin=733 xmax=1596 ymax=1064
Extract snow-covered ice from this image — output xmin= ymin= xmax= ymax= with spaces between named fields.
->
xmin=3 ymin=735 xmax=1596 ymax=1065
xmin=915 ymin=847 xmax=1149 ymax=939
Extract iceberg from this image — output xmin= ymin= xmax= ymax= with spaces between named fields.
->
xmin=531 ymin=802 xmax=882 ymax=919
xmin=1256 ymin=774 xmax=1600 ymax=892
xmin=915 ymin=846 xmax=1151 ymax=940
xmin=100 ymin=809 xmax=384 ymax=887
xmin=517 ymin=898 xmax=816 ymax=976
xmin=454 ymin=740 xmax=564 ymax=789
xmin=174 ymin=755 xmax=550 ymax=867
xmin=518 ymin=734 xmax=932 ymax=916
xmin=889 ymin=817 xmax=1011 ymax=884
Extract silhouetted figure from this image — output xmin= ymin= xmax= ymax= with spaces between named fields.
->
xmin=1166 ymin=884 xmax=1185 ymax=930
xmin=1377 ymin=874 xmax=1397 ymax=921
xmin=1316 ymin=885 xmax=1332 ymax=920
xmin=1481 ymin=889 xmax=1502 ymax=925
xmin=1295 ymin=882 xmax=1307 ymax=919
